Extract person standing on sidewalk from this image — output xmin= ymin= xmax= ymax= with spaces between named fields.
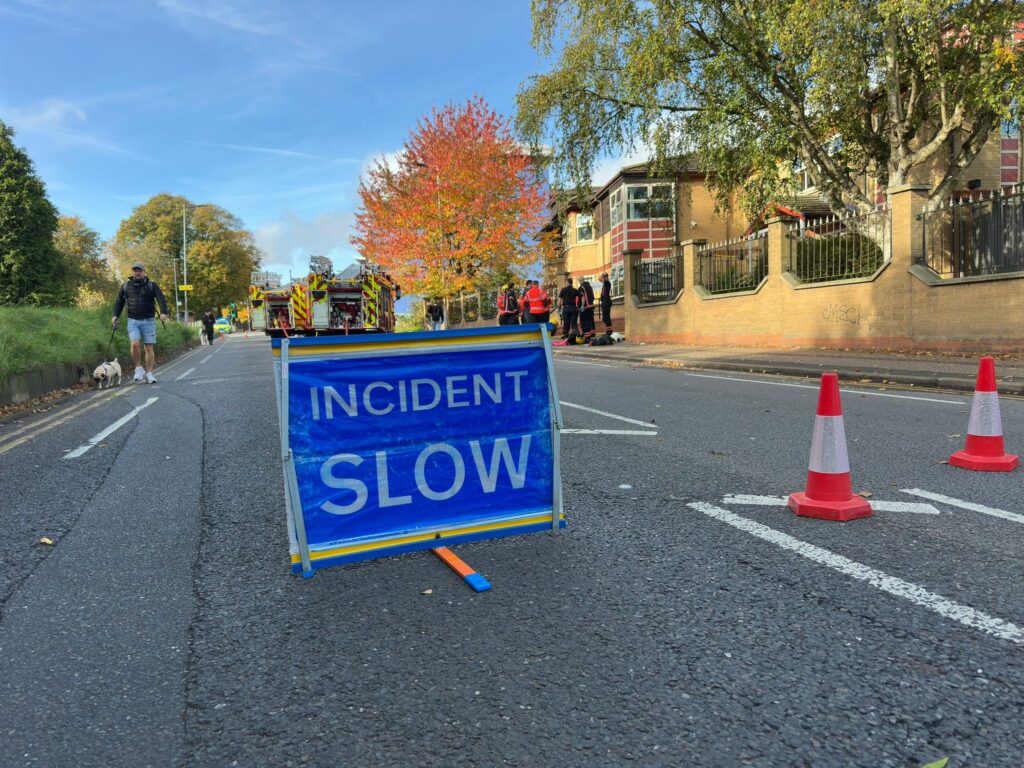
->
xmin=425 ymin=299 xmax=444 ymax=331
xmin=111 ymin=262 xmax=169 ymax=384
xmin=578 ymin=278 xmax=596 ymax=338
xmin=558 ymin=277 xmax=580 ymax=339
xmin=599 ymin=272 xmax=613 ymax=334
xmin=497 ymin=284 xmax=520 ymax=325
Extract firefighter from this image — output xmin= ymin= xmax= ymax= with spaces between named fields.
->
xmin=496 ymin=284 xmax=520 ymax=326
xmin=525 ymin=280 xmax=550 ymax=324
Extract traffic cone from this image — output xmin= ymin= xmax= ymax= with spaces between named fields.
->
xmin=788 ymin=372 xmax=872 ymax=521
xmin=949 ymin=357 xmax=1019 ymax=471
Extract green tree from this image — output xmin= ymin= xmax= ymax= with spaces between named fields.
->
xmin=54 ymin=216 xmax=119 ymax=307
xmin=111 ymin=194 xmax=262 ymax=317
xmin=0 ymin=120 xmax=72 ymax=304
xmin=517 ymin=1 xmax=1024 ymax=216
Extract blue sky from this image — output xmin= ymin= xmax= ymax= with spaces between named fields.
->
xmin=0 ymin=0 xmax=609 ymax=287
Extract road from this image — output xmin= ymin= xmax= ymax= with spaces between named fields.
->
xmin=1 ymin=335 xmax=1022 ymax=767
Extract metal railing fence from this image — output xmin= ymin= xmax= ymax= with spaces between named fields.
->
xmin=697 ymin=235 xmax=768 ymax=295
xmin=919 ymin=187 xmax=1024 ymax=278
xmin=632 ymin=252 xmax=682 ymax=303
xmin=786 ymin=206 xmax=890 ymax=283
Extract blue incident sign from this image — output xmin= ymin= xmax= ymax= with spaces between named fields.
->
xmin=274 ymin=326 xmax=563 ymax=574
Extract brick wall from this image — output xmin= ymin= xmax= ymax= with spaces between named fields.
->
xmin=624 ymin=185 xmax=1024 ymax=352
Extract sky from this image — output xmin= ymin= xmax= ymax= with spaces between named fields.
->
xmin=0 ymin=0 xmax=633 ymax=293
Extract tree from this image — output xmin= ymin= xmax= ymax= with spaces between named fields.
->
xmin=517 ymin=1 xmax=1024 ymax=216
xmin=111 ymin=194 xmax=262 ymax=317
xmin=54 ymin=216 xmax=119 ymax=307
xmin=351 ymin=97 xmax=557 ymax=299
xmin=0 ymin=120 xmax=72 ymax=304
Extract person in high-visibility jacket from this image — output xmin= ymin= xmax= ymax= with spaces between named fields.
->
xmin=524 ymin=281 xmax=550 ymax=324
xmin=496 ymin=284 xmax=520 ymax=325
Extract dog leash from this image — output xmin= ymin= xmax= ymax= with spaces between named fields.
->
xmin=104 ymin=326 xmax=118 ymax=361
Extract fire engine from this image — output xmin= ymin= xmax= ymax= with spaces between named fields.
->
xmin=249 ymin=258 xmax=399 ymax=337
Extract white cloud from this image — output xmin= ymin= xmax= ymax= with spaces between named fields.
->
xmin=5 ymin=98 xmax=144 ymax=159
xmin=156 ymin=0 xmax=282 ymax=37
xmin=254 ymin=209 xmax=360 ymax=282
xmin=8 ymin=98 xmax=86 ymax=129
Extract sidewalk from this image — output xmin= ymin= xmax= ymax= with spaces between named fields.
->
xmin=554 ymin=341 xmax=1024 ymax=396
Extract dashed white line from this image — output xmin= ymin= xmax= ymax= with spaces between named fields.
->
xmin=63 ymin=397 xmax=158 ymax=459
xmin=562 ymin=428 xmax=659 ymax=435
xmin=175 ymin=367 xmax=196 ymax=381
xmin=682 ymin=372 xmax=965 ymax=405
xmin=201 ymin=355 xmax=213 ymax=364
xmin=901 ymin=488 xmax=1024 ymax=526
xmin=560 ymin=401 xmax=657 ymax=429
xmin=721 ymin=494 xmax=940 ymax=514
xmin=688 ymin=501 xmax=1024 ymax=644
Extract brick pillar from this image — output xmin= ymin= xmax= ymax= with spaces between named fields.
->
xmin=623 ymin=248 xmax=643 ymax=299
xmin=764 ymin=216 xmax=789 ymax=277
xmin=887 ymin=184 xmax=931 ymax=267
xmin=680 ymin=239 xmax=706 ymax=290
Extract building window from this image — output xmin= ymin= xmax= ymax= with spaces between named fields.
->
xmin=575 ymin=212 xmax=594 ymax=243
xmin=1001 ymin=117 xmax=1020 ymax=187
xmin=626 ymin=184 xmax=674 ymax=219
xmin=610 ymin=189 xmax=623 ymax=227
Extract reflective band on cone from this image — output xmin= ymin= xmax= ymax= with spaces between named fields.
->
xmin=949 ymin=357 xmax=1019 ymax=472
xmin=788 ymin=372 xmax=872 ymax=522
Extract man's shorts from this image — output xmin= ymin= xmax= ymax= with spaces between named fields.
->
xmin=127 ymin=318 xmax=157 ymax=345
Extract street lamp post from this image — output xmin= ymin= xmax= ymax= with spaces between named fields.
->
xmin=182 ymin=202 xmax=212 ymax=324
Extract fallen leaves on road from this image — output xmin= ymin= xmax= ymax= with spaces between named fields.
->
xmin=946 ymin=434 xmax=962 ymax=439
xmin=857 ymin=491 xmax=874 ymax=498
xmin=421 ymin=589 xmax=433 ymax=595
xmin=39 ymin=537 xmax=53 ymax=545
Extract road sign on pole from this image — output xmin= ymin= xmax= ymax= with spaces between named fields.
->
xmin=271 ymin=324 xmax=564 ymax=576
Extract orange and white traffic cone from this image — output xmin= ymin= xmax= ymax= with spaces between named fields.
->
xmin=788 ymin=372 xmax=872 ymax=521
xmin=949 ymin=357 xmax=1019 ymax=472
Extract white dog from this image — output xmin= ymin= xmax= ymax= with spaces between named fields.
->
xmin=92 ymin=359 xmax=122 ymax=389
xmin=610 ymin=331 xmax=625 ymax=343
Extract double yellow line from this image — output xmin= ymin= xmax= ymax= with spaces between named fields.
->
xmin=0 ymin=387 xmax=129 ymax=456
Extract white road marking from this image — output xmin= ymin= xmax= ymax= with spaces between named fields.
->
xmin=901 ymin=488 xmax=1024 ymax=526
xmin=556 ymin=359 xmax=618 ymax=369
xmin=201 ymin=355 xmax=213 ymax=363
xmin=682 ymin=372 xmax=965 ymax=405
xmin=560 ymin=401 xmax=657 ymax=429
xmin=688 ymin=501 xmax=1024 ymax=644
xmin=721 ymin=494 xmax=940 ymax=514
xmin=562 ymin=428 xmax=659 ymax=435
xmin=63 ymin=397 xmax=158 ymax=459
xmin=175 ymin=367 xmax=196 ymax=381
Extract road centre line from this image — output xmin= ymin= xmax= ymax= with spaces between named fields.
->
xmin=721 ymin=494 xmax=940 ymax=514
xmin=175 ymin=368 xmax=196 ymax=381
xmin=688 ymin=501 xmax=1024 ymax=644
xmin=682 ymin=372 xmax=965 ymax=405
xmin=901 ymin=488 xmax=1024 ymax=526
xmin=201 ymin=355 xmax=213 ymax=363
xmin=63 ymin=397 xmax=158 ymax=459
xmin=0 ymin=389 xmax=129 ymax=456
xmin=562 ymin=428 xmax=659 ymax=435
xmin=560 ymin=401 xmax=658 ymax=429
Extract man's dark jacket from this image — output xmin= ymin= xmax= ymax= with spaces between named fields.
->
xmin=113 ymin=277 xmax=169 ymax=320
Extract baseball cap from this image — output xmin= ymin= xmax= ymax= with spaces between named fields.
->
xmin=131 ymin=262 xmax=145 ymax=270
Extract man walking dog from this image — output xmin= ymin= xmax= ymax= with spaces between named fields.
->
xmin=112 ymin=262 xmax=169 ymax=384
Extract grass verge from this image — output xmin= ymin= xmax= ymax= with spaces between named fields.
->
xmin=0 ymin=306 xmax=198 ymax=380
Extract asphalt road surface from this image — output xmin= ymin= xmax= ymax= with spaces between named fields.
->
xmin=1 ymin=335 xmax=1022 ymax=767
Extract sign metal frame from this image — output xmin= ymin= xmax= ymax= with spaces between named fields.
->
xmin=273 ymin=324 xmax=564 ymax=576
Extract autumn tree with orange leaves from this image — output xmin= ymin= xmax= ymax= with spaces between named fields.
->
xmin=351 ymin=97 xmax=555 ymax=300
